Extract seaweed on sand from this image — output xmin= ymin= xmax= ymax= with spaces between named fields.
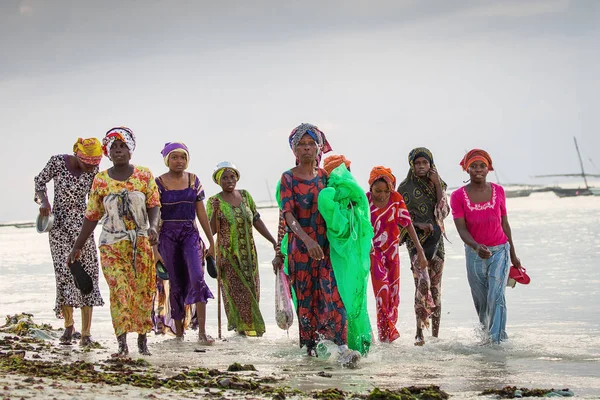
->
xmin=480 ymin=386 xmax=573 ymax=398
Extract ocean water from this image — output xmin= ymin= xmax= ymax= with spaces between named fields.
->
xmin=0 ymin=192 xmax=599 ymax=398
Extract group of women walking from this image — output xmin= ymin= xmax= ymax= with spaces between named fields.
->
xmin=34 ymin=123 xmax=521 ymax=363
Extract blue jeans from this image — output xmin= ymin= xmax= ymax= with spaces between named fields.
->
xmin=465 ymin=243 xmax=510 ymax=343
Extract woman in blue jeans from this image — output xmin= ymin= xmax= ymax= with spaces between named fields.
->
xmin=450 ymin=149 xmax=521 ymax=343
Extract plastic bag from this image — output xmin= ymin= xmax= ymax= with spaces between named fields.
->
xmin=275 ymin=268 xmax=294 ymax=331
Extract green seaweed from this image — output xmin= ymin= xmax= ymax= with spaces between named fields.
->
xmin=480 ymin=386 xmax=572 ymax=398
xmin=227 ymin=362 xmax=257 ymax=372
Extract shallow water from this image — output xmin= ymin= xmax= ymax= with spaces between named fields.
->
xmin=0 ymin=192 xmax=599 ymax=398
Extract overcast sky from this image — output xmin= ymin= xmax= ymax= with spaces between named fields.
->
xmin=1 ymin=0 xmax=599 ymax=222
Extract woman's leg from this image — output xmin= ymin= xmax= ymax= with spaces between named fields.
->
xmin=429 ymin=257 xmax=445 ymax=338
xmin=181 ymin=228 xmax=214 ymax=343
xmin=465 ymin=246 xmax=489 ymax=328
xmin=159 ymin=229 xmax=186 ymax=336
xmin=80 ymin=306 xmax=93 ymax=346
xmin=60 ymin=305 xmax=75 ymax=344
xmin=486 ymin=244 xmax=510 ymax=343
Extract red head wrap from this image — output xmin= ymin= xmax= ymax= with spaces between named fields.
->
xmin=460 ymin=149 xmax=494 ymax=171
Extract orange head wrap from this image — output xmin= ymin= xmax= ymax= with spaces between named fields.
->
xmin=323 ymin=155 xmax=351 ymax=175
xmin=73 ymin=138 xmax=102 ymax=166
xmin=369 ymin=166 xmax=396 ymax=190
xmin=460 ymin=149 xmax=494 ymax=171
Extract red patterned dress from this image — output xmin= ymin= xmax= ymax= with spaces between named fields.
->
xmin=279 ymin=169 xmax=348 ymax=351
xmin=368 ymin=191 xmax=411 ymax=343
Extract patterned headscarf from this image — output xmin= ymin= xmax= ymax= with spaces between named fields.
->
xmin=161 ymin=142 xmax=189 ymax=168
xmin=369 ymin=166 xmax=396 ymax=191
xmin=398 ymin=147 xmax=447 ymax=259
xmin=102 ymin=127 xmax=136 ymax=159
xmin=404 ymin=147 xmax=447 ymax=191
xmin=73 ymin=138 xmax=102 ymax=165
xmin=460 ymin=149 xmax=494 ymax=171
xmin=288 ymin=123 xmax=332 ymax=165
xmin=323 ymin=154 xmax=351 ymax=175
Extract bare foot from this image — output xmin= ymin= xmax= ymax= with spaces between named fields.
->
xmin=198 ymin=333 xmax=215 ymax=346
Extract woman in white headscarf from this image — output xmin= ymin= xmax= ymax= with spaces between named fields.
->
xmin=69 ymin=127 xmax=161 ymax=357
xmin=207 ymin=162 xmax=277 ymax=337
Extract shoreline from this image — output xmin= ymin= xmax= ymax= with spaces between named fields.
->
xmin=0 ymin=313 xmax=575 ymax=399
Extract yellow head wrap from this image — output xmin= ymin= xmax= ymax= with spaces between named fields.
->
xmin=73 ymin=138 xmax=102 ymax=165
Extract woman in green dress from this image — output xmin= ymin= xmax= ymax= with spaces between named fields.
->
xmin=207 ymin=162 xmax=277 ymax=337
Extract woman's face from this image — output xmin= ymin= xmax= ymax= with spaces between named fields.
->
xmin=167 ymin=151 xmax=188 ymax=173
xmin=219 ymin=170 xmax=238 ymax=193
xmin=294 ymin=133 xmax=317 ymax=163
xmin=468 ymin=161 xmax=489 ymax=183
xmin=371 ymin=180 xmax=391 ymax=204
xmin=76 ymin=157 xmax=97 ymax=173
xmin=109 ymin=140 xmax=131 ymax=166
xmin=413 ymin=156 xmax=431 ymax=178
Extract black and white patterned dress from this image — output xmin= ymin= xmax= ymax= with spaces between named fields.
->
xmin=34 ymin=155 xmax=104 ymax=317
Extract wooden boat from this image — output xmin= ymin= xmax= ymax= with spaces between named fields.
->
xmin=505 ymin=188 xmax=533 ymax=198
xmin=535 ymin=137 xmax=600 ymax=198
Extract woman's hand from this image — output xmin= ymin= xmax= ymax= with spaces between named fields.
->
xmin=428 ymin=167 xmax=442 ymax=186
xmin=416 ymin=248 xmax=428 ymax=270
xmin=510 ymin=254 xmax=521 ymax=268
xmin=207 ymin=244 xmax=215 ymax=258
xmin=272 ymin=255 xmax=283 ymax=273
xmin=68 ymin=247 xmax=82 ymax=264
xmin=39 ymin=200 xmax=52 ymax=217
xmin=152 ymin=246 xmax=164 ymax=264
xmin=305 ymin=238 xmax=324 ymax=261
xmin=476 ymin=244 xmax=492 ymax=259
xmin=416 ymin=223 xmax=434 ymax=234
xmin=148 ymin=227 xmax=158 ymax=246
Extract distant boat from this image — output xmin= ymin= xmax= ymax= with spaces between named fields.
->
xmin=505 ymin=188 xmax=533 ymax=198
xmin=534 ymin=137 xmax=600 ymax=198
xmin=493 ymin=171 xmax=533 ymax=198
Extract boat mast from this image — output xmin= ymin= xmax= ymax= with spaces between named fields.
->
xmin=574 ymin=137 xmax=589 ymax=189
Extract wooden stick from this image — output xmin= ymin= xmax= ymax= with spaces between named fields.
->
xmin=216 ymin=206 xmax=222 ymax=340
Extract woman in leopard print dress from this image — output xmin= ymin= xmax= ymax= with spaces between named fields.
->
xmin=34 ymin=138 xmax=104 ymax=346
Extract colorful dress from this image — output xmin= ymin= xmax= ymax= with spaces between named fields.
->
xmin=279 ymin=169 xmax=348 ymax=350
xmin=368 ymin=190 xmax=411 ymax=343
xmin=85 ymin=166 xmax=160 ymax=336
xmin=398 ymin=176 xmax=450 ymax=331
xmin=207 ymin=190 xmax=265 ymax=336
xmin=450 ymin=183 xmax=510 ymax=343
xmin=34 ymin=155 xmax=104 ymax=318
xmin=156 ymin=173 xmax=213 ymax=325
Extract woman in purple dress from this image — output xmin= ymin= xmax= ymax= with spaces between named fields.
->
xmin=155 ymin=142 xmax=215 ymax=344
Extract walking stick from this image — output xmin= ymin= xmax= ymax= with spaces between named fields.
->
xmin=216 ymin=206 xmax=222 ymax=340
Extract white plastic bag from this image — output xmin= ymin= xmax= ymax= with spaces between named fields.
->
xmin=275 ymin=268 xmax=294 ymax=331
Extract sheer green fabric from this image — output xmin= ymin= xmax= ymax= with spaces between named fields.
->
xmin=317 ymin=165 xmax=374 ymax=355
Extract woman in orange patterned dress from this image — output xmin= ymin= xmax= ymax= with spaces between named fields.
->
xmin=69 ymin=127 xmax=160 ymax=357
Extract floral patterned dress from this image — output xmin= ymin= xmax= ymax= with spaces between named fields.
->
xmin=368 ymin=190 xmax=411 ymax=343
xmin=85 ymin=166 xmax=160 ymax=336
xmin=207 ymin=190 xmax=265 ymax=336
xmin=279 ymin=169 xmax=348 ymax=350
xmin=34 ymin=155 xmax=104 ymax=318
